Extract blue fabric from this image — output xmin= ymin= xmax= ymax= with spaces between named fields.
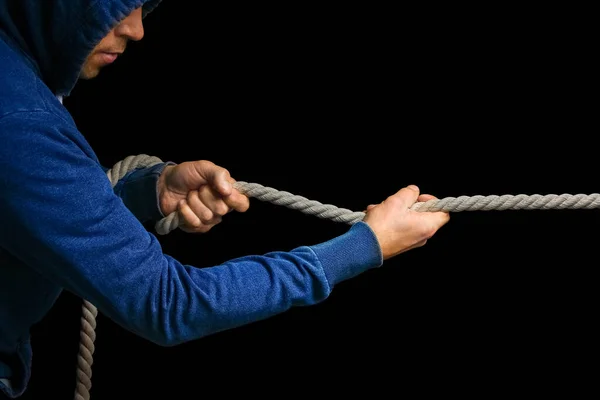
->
xmin=112 ymin=161 xmax=177 ymax=223
xmin=0 ymin=0 xmax=383 ymax=398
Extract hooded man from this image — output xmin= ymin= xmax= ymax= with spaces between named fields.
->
xmin=0 ymin=1 xmax=450 ymax=398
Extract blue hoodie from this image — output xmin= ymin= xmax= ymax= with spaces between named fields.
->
xmin=0 ymin=0 xmax=383 ymax=397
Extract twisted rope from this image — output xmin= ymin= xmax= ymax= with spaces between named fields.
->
xmin=75 ymin=154 xmax=600 ymax=399
xmin=155 ymin=183 xmax=600 ymax=234
xmin=74 ymin=155 xmax=162 ymax=400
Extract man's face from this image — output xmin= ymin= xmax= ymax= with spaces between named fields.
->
xmin=79 ymin=7 xmax=144 ymax=79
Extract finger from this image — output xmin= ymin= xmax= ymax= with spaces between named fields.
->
xmin=429 ymin=211 xmax=451 ymax=228
xmin=180 ymin=221 xmax=215 ymax=234
xmin=184 ymin=191 xmax=216 ymax=224
xmin=392 ymin=184 xmax=420 ymax=208
xmin=417 ymin=194 xmax=437 ymax=202
xmin=411 ymin=239 xmax=428 ymax=249
xmin=221 ymin=176 xmax=250 ymax=213
xmin=439 ymin=211 xmax=451 ymax=225
xmin=178 ymin=199 xmax=203 ymax=228
xmin=193 ymin=160 xmax=232 ymax=196
xmin=180 ymin=225 xmax=212 ymax=234
xmin=180 ymin=224 xmax=216 ymax=234
xmin=179 ymin=198 xmax=222 ymax=232
xmin=225 ymin=190 xmax=250 ymax=213
xmin=408 ymin=239 xmax=428 ymax=250
xmin=188 ymin=189 xmax=227 ymax=223
xmin=224 ymin=177 xmax=250 ymax=212
xmin=197 ymin=186 xmax=230 ymax=217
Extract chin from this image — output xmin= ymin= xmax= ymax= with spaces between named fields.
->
xmin=79 ymin=64 xmax=103 ymax=80
xmin=79 ymin=70 xmax=100 ymax=80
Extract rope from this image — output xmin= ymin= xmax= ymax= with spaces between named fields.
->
xmin=74 ymin=154 xmax=162 ymax=400
xmin=156 ymin=183 xmax=600 ymax=234
xmin=74 ymin=154 xmax=600 ymax=398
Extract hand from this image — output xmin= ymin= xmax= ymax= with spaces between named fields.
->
xmin=362 ymin=185 xmax=450 ymax=260
xmin=158 ymin=160 xmax=250 ymax=233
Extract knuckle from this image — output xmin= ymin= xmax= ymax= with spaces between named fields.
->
xmin=198 ymin=225 xmax=212 ymax=233
xmin=420 ymin=225 xmax=437 ymax=240
xmin=199 ymin=209 xmax=213 ymax=222
xmin=386 ymin=196 xmax=402 ymax=208
xmin=198 ymin=185 xmax=211 ymax=196
xmin=215 ymin=203 xmax=229 ymax=216
xmin=187 ymin=217 xmax=202 ymax=228
xmin=188 ymin=189 xmax=200 ymax=199
xmin=197 ymin=160 xmax=213 ymax=169
xmin=229 ymin=194 xmax=250 ymax=212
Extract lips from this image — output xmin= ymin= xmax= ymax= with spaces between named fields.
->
xmin=98 ymin=52 xmax=120 ymax=64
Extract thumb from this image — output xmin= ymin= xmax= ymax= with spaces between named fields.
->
xmin=362 ymin=204 xmax=378 ymax=213
xmin=192 ymin=161 xmax=232 ymax=196
xmin=395 ymin=184 xmax=420 ymax=208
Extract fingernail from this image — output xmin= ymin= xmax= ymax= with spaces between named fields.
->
xmin=408 ymin=185 xmax=418 ymax=191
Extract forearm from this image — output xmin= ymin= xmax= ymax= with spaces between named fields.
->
xmin=124 ymin=221 xmax=381 ymax=346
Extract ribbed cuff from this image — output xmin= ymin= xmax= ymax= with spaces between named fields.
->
xmin=310 ymin=221 xmax=383 ymax=287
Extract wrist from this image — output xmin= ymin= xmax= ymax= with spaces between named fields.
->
xmin=157 ymin=163 xmax=176 ymax=217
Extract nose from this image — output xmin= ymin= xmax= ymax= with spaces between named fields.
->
xmin=114 ymin=7 xmax=144 ymax=41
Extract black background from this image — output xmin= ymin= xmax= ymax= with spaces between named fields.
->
xmin=20 ymin=3 xmax=598 ymax=399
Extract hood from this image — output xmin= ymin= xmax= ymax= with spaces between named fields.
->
xmin=0 ymin=0 xmax=162 ymax=97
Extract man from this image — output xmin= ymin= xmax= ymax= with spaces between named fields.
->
xmin=0 ymin=1 xmax=450 ymax=398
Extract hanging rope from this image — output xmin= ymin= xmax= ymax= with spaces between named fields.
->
xmin=74 ymin=153 xmax=600 ymax=399
xmin=74 ymin=154 xmax=162 ymax=400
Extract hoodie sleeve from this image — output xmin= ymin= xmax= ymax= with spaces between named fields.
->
xmin=101 ymin=161 xmax=176 ymax=224
xmin=0 ymin=111 xmax=383 ymax=346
